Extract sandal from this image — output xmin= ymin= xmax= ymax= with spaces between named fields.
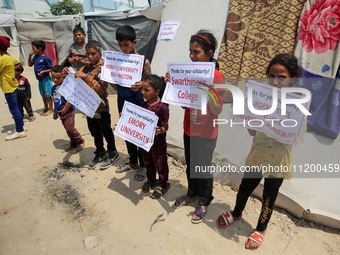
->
xmin=116 ymin=163 xmax=138 ymax=173
xmin=245 ymin=230 xmax=266 ymax=250
xmin=217 ymin=210 xmax=242 ymax=228
xmin=150 ymin=183 xmax=171 ymax=199
xmin=191 ymin=206 xmax=209 ymax=224
xmin=134 ymin=168 xmax=146 ymax=181
xmin=172 ymin=195 xmax=197 ymax=209
xmin=142 ymin=180 xmax=159 ymax=193
xmin=29 ymin=116 xmax=35 ymax=122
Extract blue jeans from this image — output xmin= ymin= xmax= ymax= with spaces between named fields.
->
xmin=5 ymin=90 xmax=24 ymax=132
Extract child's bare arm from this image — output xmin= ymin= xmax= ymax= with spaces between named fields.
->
xmin=155 ymin=121 xmax=168 ymax=135
xmin=207 ymin=91 xmax=223 ymax=115
xmin=53 ymin=109 xmax=59 ymax=120
xmin=28 ymin=52 xmax=34 ymax=67
xmin=38 ymin=68 xmax=52 ymax=76
xmin=74 ymin=70 xmax=87 ymax=79
xmin=143 ymin=59 xmax=152 ymax=76
xmin=59 ymin=102 xmax=72 ymax=116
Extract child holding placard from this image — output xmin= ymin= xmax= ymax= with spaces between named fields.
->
xmin=65 ymin=40 xmax=119 ymax=170
xmin=216 ymin=53 xmax=301 ymax=250
xmin=113 ymin=25 xmax=151 ymax=181
xmin=140 ymin=75 xmax=170 ymax=199
xmin=51 ymin=65 xmax=84 ymax=152
xmin=171 ymin=30 xmax=224 ymax=223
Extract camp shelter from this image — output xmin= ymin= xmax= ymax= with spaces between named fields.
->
xmin=0 ymin=13 xmax=18 ymax=46
xmin=15 ymin=15 xmax=83 ymax=66
xmin=84 ymin=9 xmax=160 ymax=64
xmin=150 ymin=0 xmax=340 ymax=229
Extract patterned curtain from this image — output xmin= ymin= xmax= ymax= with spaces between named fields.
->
xmin=218 ymin=0 xmax=305 ymax=82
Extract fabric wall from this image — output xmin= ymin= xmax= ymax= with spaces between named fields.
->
xmin=294 ymin=0 xmax=340 ymax=139
xmin=218 ymin=0 xmax=305 ymax=81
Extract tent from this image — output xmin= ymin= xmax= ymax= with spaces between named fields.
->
xmin=148 ymin=0 xmax=340 ymax=229
xmin=15 ymin=15 xmax=83 ymax=66
xmin=0 ymin=13 xmax=18 ymax=47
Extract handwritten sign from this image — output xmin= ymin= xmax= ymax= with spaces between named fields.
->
xmin=58 ymin=72 xmax=101 ymax=118
xmin=232 ymin=80 xmax=310 ymax=145
xmin=157 ymin=21 xmax=181 ymax=40
xmin=101 ymin=51 xmax=144 ymax=88
xmin=162 ymin=62 xmax=215 ymax=109
xmin=114 ymin=101 xmax=159 ymax=152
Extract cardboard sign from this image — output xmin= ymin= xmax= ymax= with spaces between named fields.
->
xmin=101 ymin=51 xmax=144 ymax=88
xmin=114 ymin=101 xmax=159 ymax=152
xmin=162 ymin=62 xmax=215 ymax=109
xmin=157 ymin=21 xmax=181 ymax=40
xmin=58 ymin=72 xmax=101 ymax=118
xmin=232 ymin=80 xmax=310 ymax=145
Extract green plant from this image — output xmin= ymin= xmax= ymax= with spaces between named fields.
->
xmin=50 ymin=0 xmax=83 ymax=15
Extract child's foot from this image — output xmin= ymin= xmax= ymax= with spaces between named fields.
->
xmin=75 ymin=142 xmax=85 ymax=152
xmin=5 ymin=131 xmax=27 ymax=141
xmin=65 ymin=144 xmax=76 ymax=152
xmin=29 ymin=116 xmax=35 ymax=122
xmin=39 ymin=109 xmax=48 ymax=115
xmin=142 ymin=180 xmax=159 ymax=193
xmin=217 ymin=210 xmax=242 ymax=228
xmin=172 ymin=195 xmax=197 ymax=209
xmin=43 ymin=109 xmax=54 ymax=116
xmin=116 ymin=162 xmax=138 ymax=173
xmin=134 ymin=167 xmax=146 ymax=181
xmin=245 ymin=230 xmax=266 ymax=250
xmin=150 ymin=183 xmax=170 ymax=199
xmin=100 ymin=150 xmax=119 ymax=170
xmin=191 ymin=205 xmax=209 ymax=224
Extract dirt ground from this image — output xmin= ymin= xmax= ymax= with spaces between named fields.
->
xmin=0 ymin=47 xmax=339 ymax=255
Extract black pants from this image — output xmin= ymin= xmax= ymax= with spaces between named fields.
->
xmin=233 ymin=170 xmax=283 ymax=231
xmin=126 ymin=141 xmax=145 ymax=167
xmin=87 ymin=112 xmax=116 ymax=153
xmin=17 ymin=97 xmax=34 ymax=117
xmin=184 ymin=133 xmax=216 ymax=206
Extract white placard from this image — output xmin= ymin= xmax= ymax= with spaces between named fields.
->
xmin=232 ymin=80 xmax=310 ymax=145
xmin=101 ymin=51 xmax=144 ymax=88
xmin=114 ymin=101 xmax=159 ymax=152
xmin=162 ymin=62 xmax=215 ymax=109
xmin=58 ymin=72 xmax=101 ymax=118
xmin=157 ymin=21 xmax=181 ymax=40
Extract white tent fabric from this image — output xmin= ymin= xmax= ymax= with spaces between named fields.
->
xmin=0 ymin=13 xmax=15 ymax=27
xmin=150 ymin=0 xmax=340 ymax=229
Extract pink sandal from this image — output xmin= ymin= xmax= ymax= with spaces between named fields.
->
xmin=217 ymin=210 xmax=242 ymax=228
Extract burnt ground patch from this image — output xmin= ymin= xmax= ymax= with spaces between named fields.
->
xmin=42 ymin=162 xmax=87 ymax=219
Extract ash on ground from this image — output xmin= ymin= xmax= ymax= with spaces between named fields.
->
xmin=42 ymin=162 xmax=86 ymax=219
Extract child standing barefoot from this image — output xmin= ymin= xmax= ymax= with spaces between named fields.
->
xmin=216 ymin=53 xmax=302 ymax=250
xmin=140 ymin=75 xmax=170 ymax=199
xmin=28 ymin=40 xmax=54 ymax=116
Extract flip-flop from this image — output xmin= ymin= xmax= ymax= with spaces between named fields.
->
xmin=142 ymin=180 xmax=159 ymax=193
xmin=134 ymin=168 xmax=146 ymax=181
xmin=172 ymin=195 xmax=197 ymax=209
xmin=150 ymin=183 xmax=171 ymax=199
xmin=245 ymin=230 xmax=266 ymax=250
xmin=115 ymin=163 xmax=138 ymax=173
xmin=217 ymin=210 xmax=242 ymax=228
xmin=191 ymin=206 xmax=209 ymax=224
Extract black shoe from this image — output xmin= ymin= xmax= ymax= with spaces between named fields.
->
xmin=100 ymin=150 xmax=119 ymax=170
xmin=88 ymin=151 xmax=106 ymax=169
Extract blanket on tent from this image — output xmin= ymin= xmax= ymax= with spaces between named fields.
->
xmin=218 ymin=0 xmax=305 ymax=81
xmin=294 ymin=0 xmax=340 ymax=139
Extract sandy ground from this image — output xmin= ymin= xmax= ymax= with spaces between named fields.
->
xmin=1 ymin=47 xmax=339 ymax=255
